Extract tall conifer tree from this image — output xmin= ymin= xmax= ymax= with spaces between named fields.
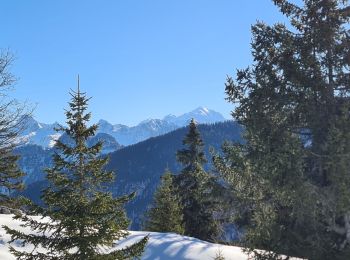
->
xmin=175 ymin=119 xmax=219 ymax=241
xmin=4 ymin=79 xmax=147 ymax=259
xmin=144 ymin=169 xmax=184 ymax=234
xmin=215 ymin=0 xmax=350 ymax=259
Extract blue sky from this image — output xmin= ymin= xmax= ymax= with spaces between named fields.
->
xmin=2 ymin=0 xmax=291 ymax=126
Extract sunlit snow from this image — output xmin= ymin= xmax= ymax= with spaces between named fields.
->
xmin=0 ymin=214 xmax=302 ymax=260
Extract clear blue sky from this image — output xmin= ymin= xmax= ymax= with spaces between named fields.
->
xmin=2 ymin=0 xmax=292 ymax=126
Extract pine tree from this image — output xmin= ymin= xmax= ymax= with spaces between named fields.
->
xmin=216 ymin=0 xmax=350 ymax=259
xmin=144 ymin=169 xmax=184 ymax=234
xmin=175 ymin=119 xmax=220 ymax=241
xmin=4 ymin=80 xmax=148 ymax=259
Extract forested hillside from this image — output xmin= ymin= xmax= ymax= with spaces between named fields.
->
xmin=18 ymin=121 xmax=242 ymax=228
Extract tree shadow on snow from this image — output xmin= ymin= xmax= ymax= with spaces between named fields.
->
xmin=117 ymin=232 xmax=213 ymax=260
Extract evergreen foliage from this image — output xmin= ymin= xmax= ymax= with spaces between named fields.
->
xmin=144 ymin=169 xmax=184 ymax=234
xmin=3 ymin=85 xmax=147 ymax=259
xmin=214 ymin=0 xmax=350 ymax=259
xmin=16 ymin=121 xmax=243 ymax=230
xmin=175 ymin=119 xmax=220 ymax=241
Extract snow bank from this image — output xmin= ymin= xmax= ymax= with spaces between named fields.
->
xmin=116 ymin=231 xmax=247 ymax=260
xmin=0 ymin=214 xmax=299 ymax=260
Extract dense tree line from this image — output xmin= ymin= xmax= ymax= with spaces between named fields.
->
xmin=213 ymin=0 xmax=350 ymax=259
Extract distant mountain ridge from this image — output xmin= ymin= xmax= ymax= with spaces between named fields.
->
xmin=163 ymin=106 xmax=226 ymax=126
xmin=17 ymin=115 xmax=61 ymax=148
xmin=18 ymin=107 xmax=227 ymax=148
xmin=16 ymin=121 xmax=243 ymax=230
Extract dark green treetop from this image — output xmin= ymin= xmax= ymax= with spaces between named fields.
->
xmin=4 ymin=80 xmax=147 ymax=259
xmin=175 ymin=119 xmax=220 ymax=242
xmin=144 ymin=169 xmax=184 ymax=235
xmin=177 ymin=119 xmax=207 ymax=173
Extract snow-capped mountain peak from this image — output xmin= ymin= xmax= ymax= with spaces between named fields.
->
xmin=196 ymin=106 xmax=210 ymax=115
xmin=18 ymin=107 xmax=227 ymax=148
xmin=163 ymin=114 xmax=176 ymax=121
xmin=17 ymin=116 xmax=60 ymax=148
xmin=19 ymin=115 xmax=42 ymax=133
xmin=163 ymin=106 xmax=226 ymax=126
xmin=97 ymin=119 xmax=114 ymax=132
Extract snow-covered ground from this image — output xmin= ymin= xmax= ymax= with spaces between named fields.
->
xmin=0 ymin=214 xmax=299 ymax=260
xmin=115 ymin=231 xmax=247 ymax=260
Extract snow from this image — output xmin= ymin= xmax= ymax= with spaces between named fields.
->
xmin=15 ymin=132 xmax=36 ymax=145
xmin=0 ymin=214 xmax=246 ymax=259
xmin=17 ymin=108 xmax=228 ymax=148
xmin=48 ymin=133 xmax=62 ymax=148
xmin=198 ymin=106 xmax=210 ymax=115
xmin=0 ymin=214 xmax=302 ymax=260
xmin=120 ymin=231 xmax=248 ymax=260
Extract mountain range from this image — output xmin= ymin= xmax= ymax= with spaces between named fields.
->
xmin=16 ymin=121 xmax=243 ymax=229
xmin=18 ymin=107 xmax=227 ymax=149
xmin=13 ymin=107 xmax=237 ymax=230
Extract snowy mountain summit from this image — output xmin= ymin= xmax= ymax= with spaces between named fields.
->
xmin=163 ymin=106 xmax=226 ymax=126
xmin=17 ymin=107 xmax=227 ymax=148
xmin=17 ymin=115 xmax=61 ymax=148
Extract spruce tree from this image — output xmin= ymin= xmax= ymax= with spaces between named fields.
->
xmin=144 ymin=169 xmax=184 ymax=234
xmin=175 ymin=119 xmax=219 ymax=241
xmin=215 ymin=0 xmax=350 ymax=259
xmin=4 ymin=82 xmax=148 ymax=259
